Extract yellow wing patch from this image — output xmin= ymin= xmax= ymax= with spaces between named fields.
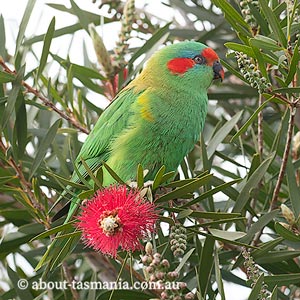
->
xmin=137 ymin=93 xmax=155 ymax=122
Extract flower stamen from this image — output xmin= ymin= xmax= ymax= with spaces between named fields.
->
xmin=99 ymin=212 xmax=122 ymax=236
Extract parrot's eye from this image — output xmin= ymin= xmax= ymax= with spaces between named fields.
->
xmin=193 ymin=55 xmax=205 ymax=65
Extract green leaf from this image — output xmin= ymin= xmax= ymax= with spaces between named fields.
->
xmin=231 ymin=98 xmax=272 ymax=141
xmin=248 ymin=273 xmax=264 ymax=300
xmin=250 ymin=35 xmax=284 ymax=51
xmin=0 ymin=232 xmax=36 ymax=255
xmin=181 ymin=179 xmax=241 ymax=207
xmin=212 ymin=0 xmax=250 ymax=33
xmin=0 ymin=70 xmax=15 ymax=83
xmin=214 ymin=248 xmax=225 ymax=300
xmin=15 ymin=0 xmax=37 ymax=56
xmin=249 ymin=41 xmax=269 ymax=79
xmin=46 ymin=171 xmax=88 ymax=190
xmin=78 ymin=189 xmax=95 ymax=200
xmin=1 ymin=65 xmax=25 ymax=128
xmin=15 ymin=92 xmax=27 ymax=160
xmin=0 ymin=15 xmax=6 ymax=57
xmin=240 ymin=210 xmax=279 ymax=243
xmin=273 ymin=87 xmax=300 ymax=94
xmin=30 ymin=221 xmax=76 ymax=241
xmin=29 ymin=119 xmax=61 ymax=179
xmin=7 ymin=267 xmax=34 ymax=300
xmin=80 ymin=158 xmax=102 ymax=189
xmin=255 ymin=250 xmax=300 ymax=263
xmin=258 ymin=0 xmax=287 ymax=47
xmin=167 ymin=207 xmax=241 ymax=220
xmin=265 ymin=273 xmax=300 ymax=287
xmin=286 ymin=157 xmax=300 ymax=215
xmin=155 ymin=174 xmax=213 ymax=203
xmin=152 ymin=165 xmax=166 ymax=190
xmin=274 ymin=222 xmax=300 ymax=242
xmin=285 ymin=44 xmax=299 ymax=85
xmin=136 ymin=164 xmax=144 ymax=189
xmin=209 ymin=228 xmax=246 ymax=240
xmin=225 ymin=42 xmax=278 ymax=65
xmin=102 ymin=161 xmax=126 ymax=185
xmin=270 ymin=286 xmax=278 ymax=300
xmin=175 ymin=248 xmax=195 ymax=273
xmin=62 ymin=62 xmax=105 ymax=80
xmin=0 ymin=209 xmax=32 ymax=226
xmin=225 ymin=42 xmax=255 ymax=56
xmin=207 ymin=111 xmax=243 ymax=159
xmin=70 ymin=0 xmax=89 ymax=32
xmin=232 ymin=155 xmax=274 ymax=212
xmin=37 ymin=17 xmax=55 ymax=78
xmin=199 ymin=235 xmax=214 ymax=296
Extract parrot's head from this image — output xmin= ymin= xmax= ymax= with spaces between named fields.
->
xmin=137 ymin=41 xmax=224 ymax=92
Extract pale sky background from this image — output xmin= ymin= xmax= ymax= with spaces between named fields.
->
xmin=0 ymin=1 xmax=251 ymax=298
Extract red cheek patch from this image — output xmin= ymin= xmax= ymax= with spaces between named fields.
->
xmin=167 ymin=58 xmax=195 ymax=74
xmin=202 ymin=48 xmax=219 ymax=66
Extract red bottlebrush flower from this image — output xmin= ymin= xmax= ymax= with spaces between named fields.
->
xmin=76 ymin=185 xmax=158 ymax=257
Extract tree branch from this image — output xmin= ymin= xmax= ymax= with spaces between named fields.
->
xmin=0 ymin=58 xmax=89 ymax=134
xmin=270 ymin=106 xmax=296 ymax=210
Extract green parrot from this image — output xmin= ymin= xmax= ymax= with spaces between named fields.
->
xmin=42 ymin=41 xmax=223 ymax=270
xmin=74 ymin=41 xmax=223 ymax=183
xmin=53 ymin=40 xmax=224 ymax=221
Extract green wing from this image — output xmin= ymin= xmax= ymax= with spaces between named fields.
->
xmin=60 ymin=86 xmax=143 ymax=222
xmin=71 ymin=87 xmax=138 ymax=184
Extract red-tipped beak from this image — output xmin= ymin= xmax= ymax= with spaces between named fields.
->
xmin=213 ymin=60 xmax=224 ymax=82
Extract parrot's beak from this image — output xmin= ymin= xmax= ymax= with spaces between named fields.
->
xmin=213 ymin=60 xmax=224 ymax=82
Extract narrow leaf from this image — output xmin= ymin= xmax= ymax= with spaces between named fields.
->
xmin=30 ymin=221 xmax=76 ymax=241
xmin=152 ymin=165 xmax=166 ymax=190
xmin=232 ymin=155 xmax=274 ymax=212
xmin=209 ymin=228 xmax=246 ymax=240
xmin=1 ymin=65 xmax=25 ymax=128
xmin=0 ymin=70 xmax=15 ymax=83
xmin=29 ymin=119 xmax=61 ymax=178
xmin=240 ymin=210 xmax=278 ymax=243
xmin=7 ymin=267 xmax=34 ymax=300
xmin=258 ymin=0 xmax=287 ymax=47
xmin=174 ymin=248 xmax=195 ymax=273
xmin=155 ymin=174 xmax=213 ymax=203
xmin=37 ymin=17 xmax=55 ymax=78
xmin=286 ymin=157 xmax=300 ymax=215
xmin=286 ymin=44 xmax=299 ymax=85
xmin=207 ymin=111 xmax=243 ymax=159
xmin=248 ymin=273 xmax=264 ymax=300
xmin=15 ymin=0 xmax=37 ymax=56
xmin=274 ymin=222 xmax=300 ymax=242
xmin=181 ymin=179 xmax=241 ymax=207
xmin=231 ymin=98 xmax=272 ymax=141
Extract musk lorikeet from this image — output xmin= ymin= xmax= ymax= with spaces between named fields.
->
xmin=75 ymin=41 xmax=223 ymax=183
xmin=54 ymin=40 xmax=224 ymax=222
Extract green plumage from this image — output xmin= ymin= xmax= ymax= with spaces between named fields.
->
xmin=74 ymin=41 xmax=216 ymax=187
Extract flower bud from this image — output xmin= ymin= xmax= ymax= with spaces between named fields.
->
xmin=185 ymin=292 xmax=195 ymax=300
xmin=141 ymin=255 xmax=149 ymax=264
xmin=146 ymin=266 xmax=154 ymax=274
xmin=145 ymin=242 xmax=153 ymax=255
xmin=281 ymin=204 xmax=296 ymax=225
xmin=161 ymin=259 xmax=170 ymax=269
